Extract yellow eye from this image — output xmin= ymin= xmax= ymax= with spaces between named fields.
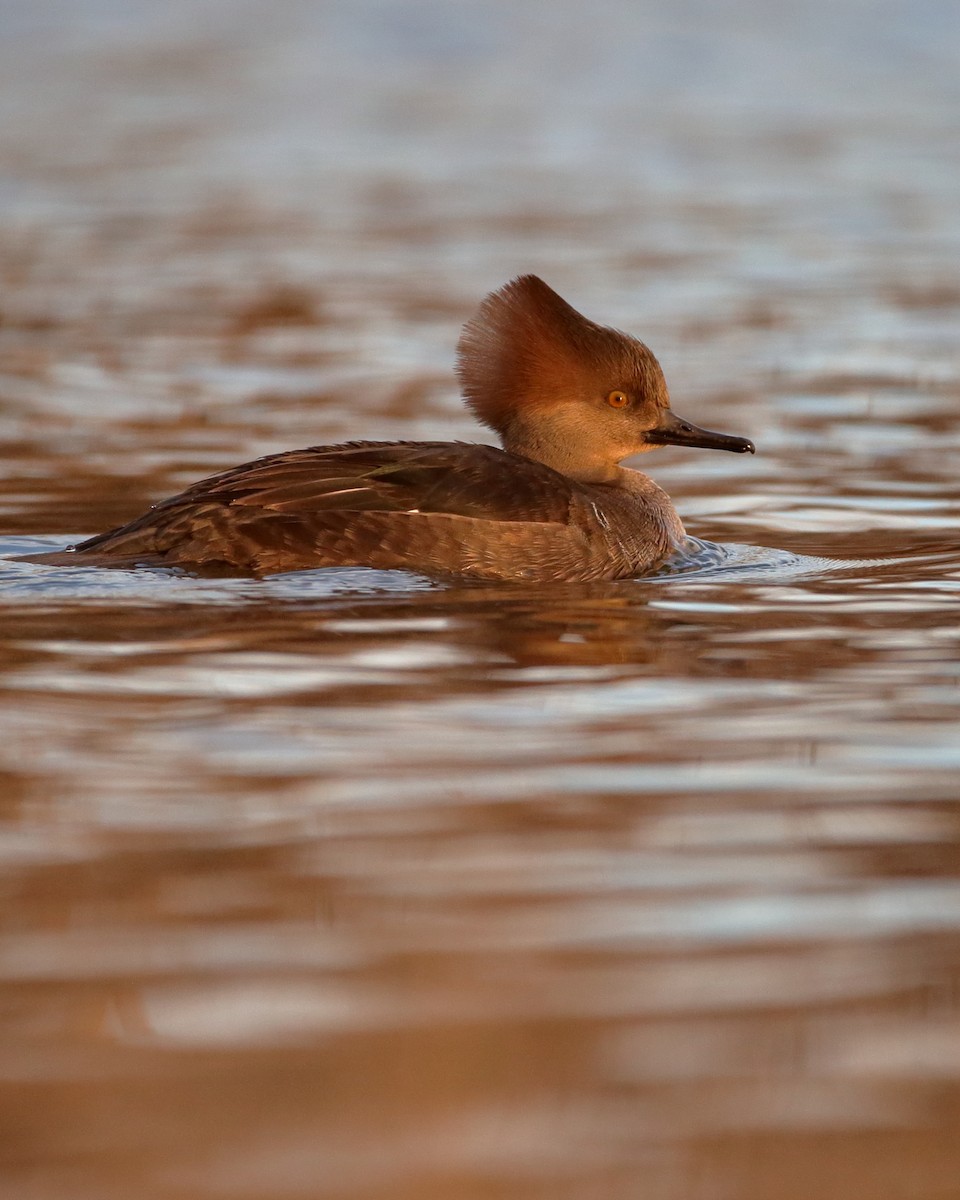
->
xmin=607 ymin=391 xmax=630 ymax=409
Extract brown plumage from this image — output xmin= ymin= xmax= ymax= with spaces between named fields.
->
xmin=23 ymin=275 xmax=754 ymax=582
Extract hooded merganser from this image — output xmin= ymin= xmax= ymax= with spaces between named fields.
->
xmin=25 ymin=276 xmax=754 ymax=581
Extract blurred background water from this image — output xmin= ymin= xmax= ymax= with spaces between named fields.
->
xmin=2 ymin=1 xmax=960 ymax=1197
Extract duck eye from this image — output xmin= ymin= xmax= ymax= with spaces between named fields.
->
xmin=606 ymin=391 xmax=630 ymax=409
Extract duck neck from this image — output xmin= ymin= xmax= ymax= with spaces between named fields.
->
xmin=500 ymin=412 xmax=621 ymax=484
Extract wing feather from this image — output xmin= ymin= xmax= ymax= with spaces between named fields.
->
xmin=154 ymin=442 xmax=575 ymax=525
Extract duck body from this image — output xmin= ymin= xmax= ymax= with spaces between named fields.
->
xmin=24 ymin=275 xmax=754 ymax=581
xmin=44 ymin=440 xmax=685 ymax=581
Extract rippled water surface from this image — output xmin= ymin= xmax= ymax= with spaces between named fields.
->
xmin=3 ymin=2 xmax=960 ymax=1197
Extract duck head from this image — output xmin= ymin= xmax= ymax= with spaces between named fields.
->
xmin=456 ymin=275 xmax=754 ymax=482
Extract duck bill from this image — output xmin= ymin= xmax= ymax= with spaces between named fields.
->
xmin=645 ymin=408 xmax=755 ymax=454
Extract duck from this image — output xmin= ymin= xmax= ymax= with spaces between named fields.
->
xmin=24 ymin=275 xmax=754 ymax=581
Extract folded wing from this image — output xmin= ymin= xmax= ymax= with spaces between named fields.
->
xmin=59 ymin=441 xmax=594 ymax=576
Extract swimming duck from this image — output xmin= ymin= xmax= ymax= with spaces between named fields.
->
xmin=26 ymin=275 xmax=754 ymax=581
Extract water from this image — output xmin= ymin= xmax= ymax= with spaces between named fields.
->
xmin=3 ymin=1 xmax=960 ymax=1197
